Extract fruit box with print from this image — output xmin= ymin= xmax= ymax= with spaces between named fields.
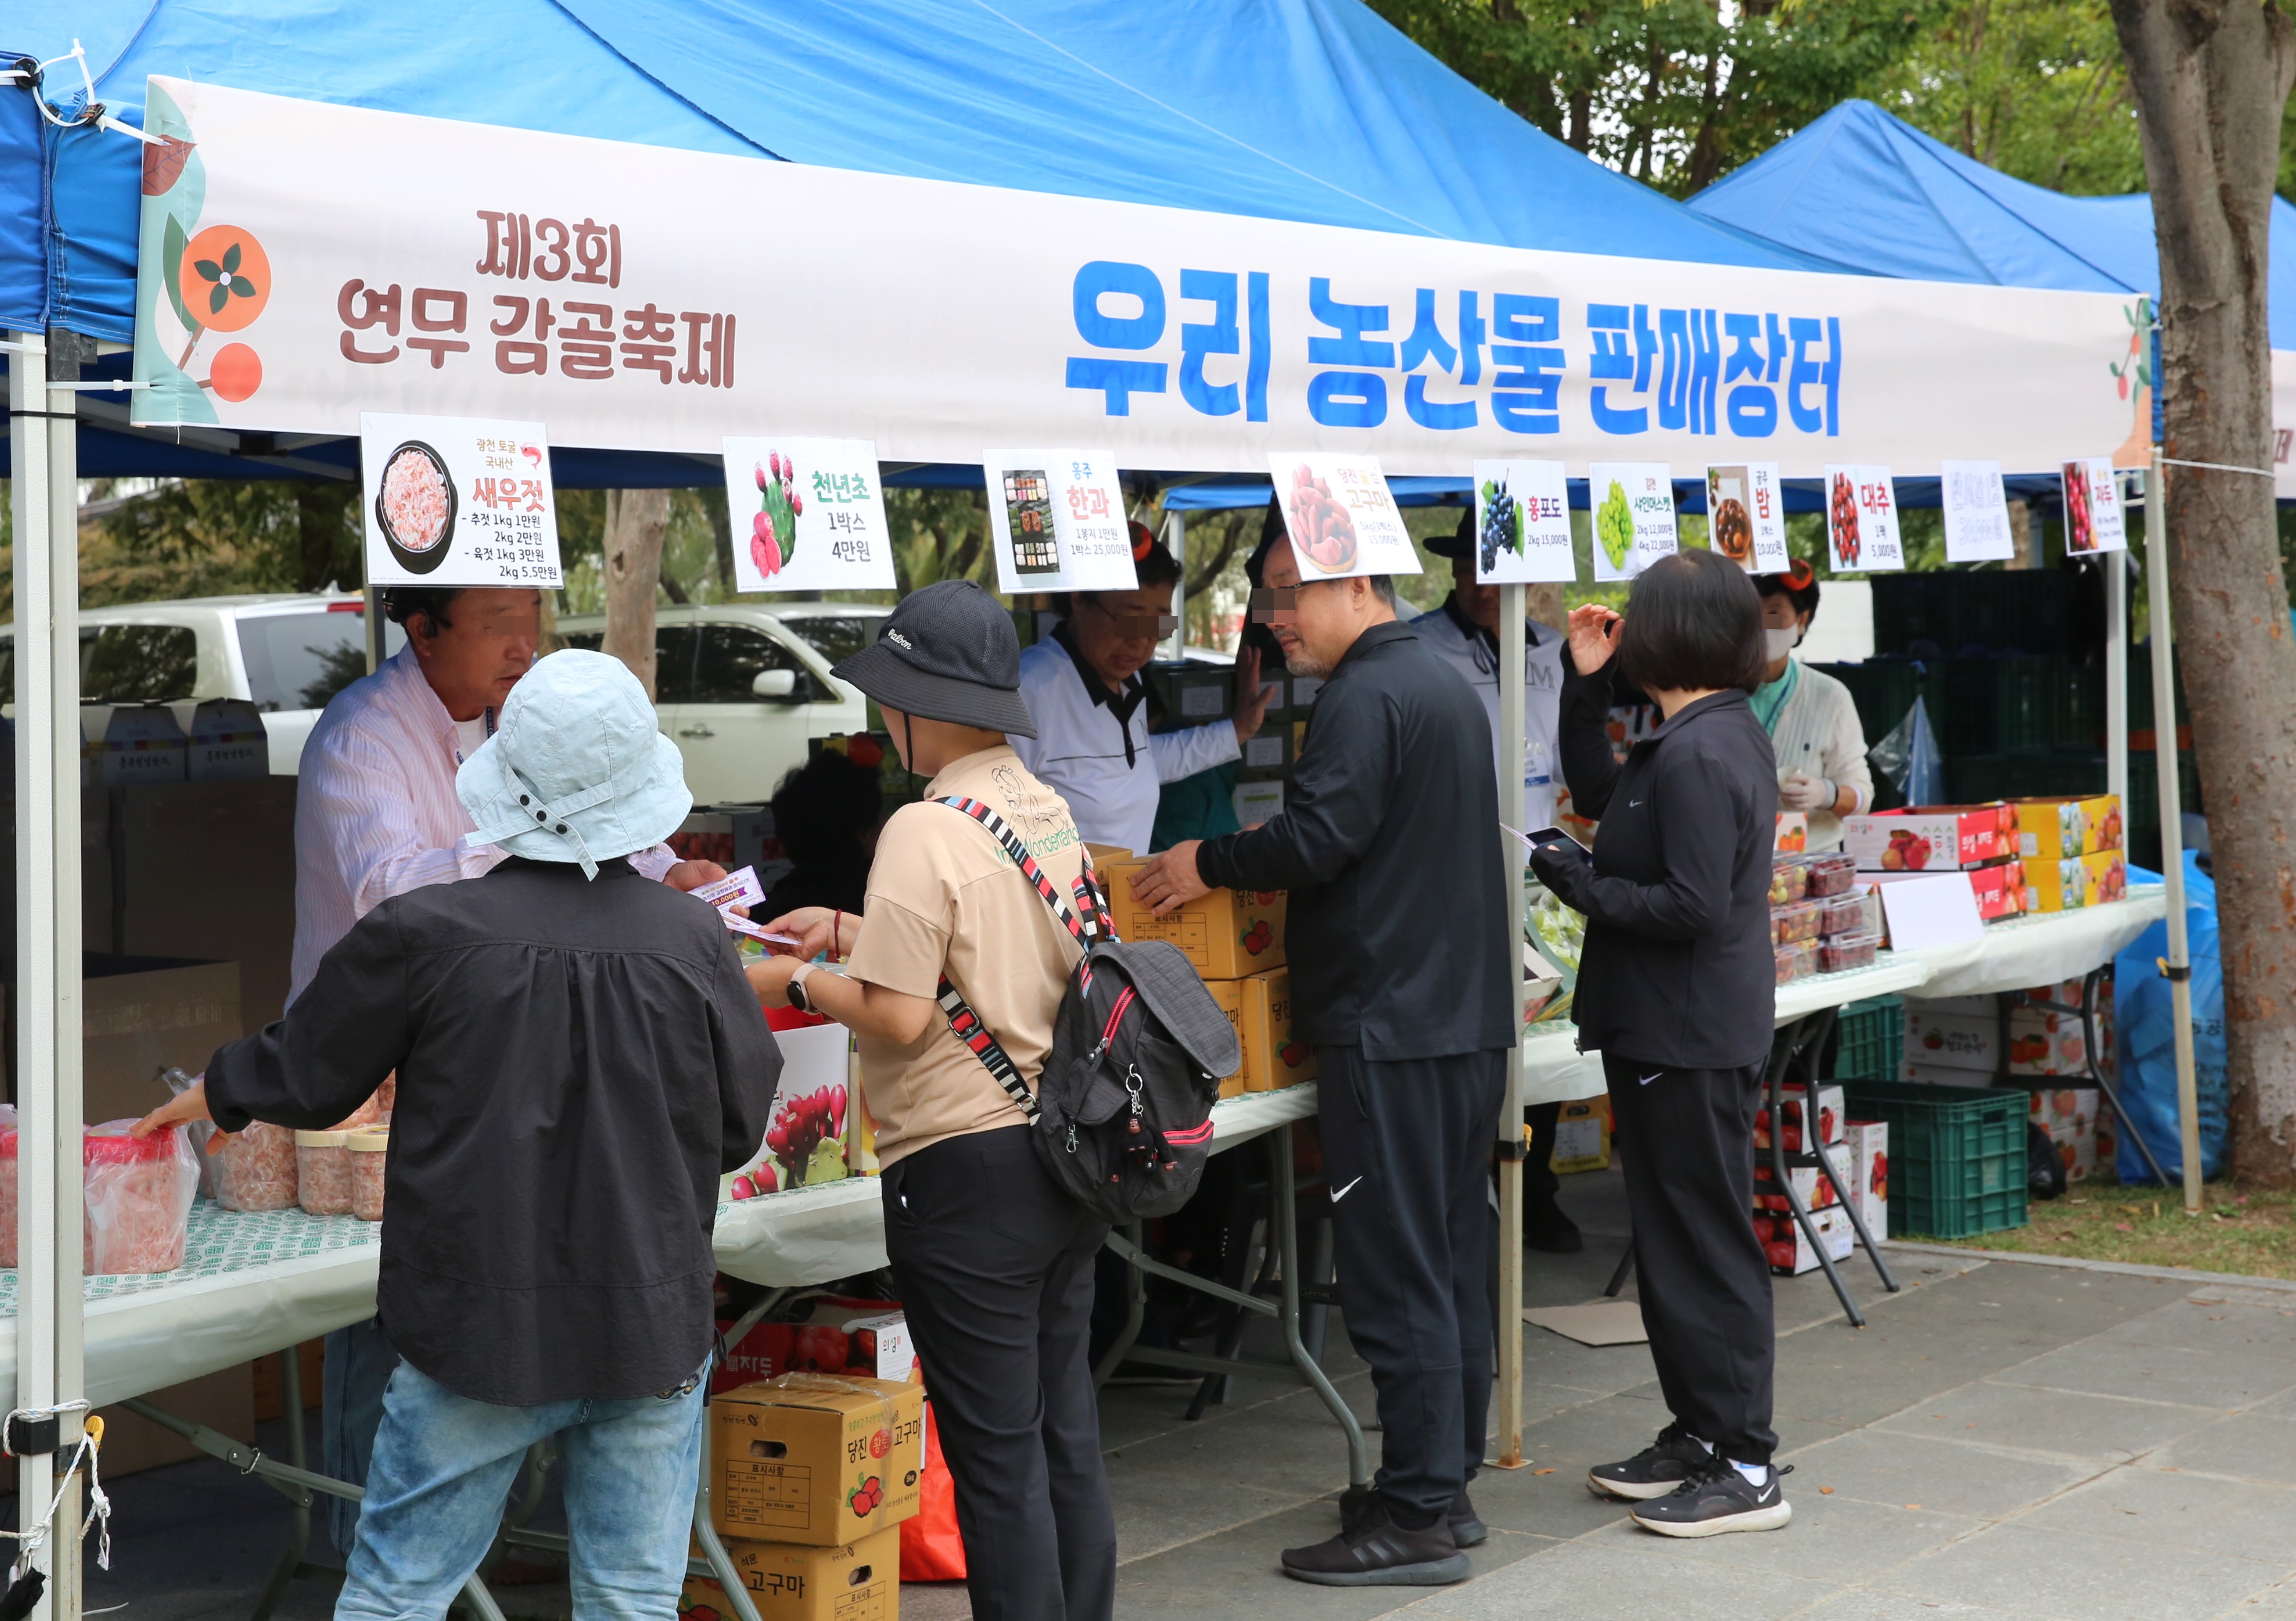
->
xmin=711 ymin=1375 xmax=924 ymax=1548
xmin=1839 ymin=1120 xmax=1888 ymax=1237
xmin=1098 ymin=857 xmax=1284 ymax=979
xmin=712 ymin=1304 xmax=917 ymax=1396
xmin=678 ymin=1527 xmax=898 ymax=1621
xmin=2013 ymin=795 xmax=2123 ymax=861
xmin=1206 ymin=967 xmax=1316 ymax=1096
xmin=1752 ymin=1146 xmax=1852 ymax=1214
xmin=1753 ymin=1083 xmax=1843 ymax=1152
xmin=1842 ymin=805 xmax=2017 ymax=873
xmin=1753 ymin=1205 xmax=1855 ymax=1275
xmin=2031 ymin=1087 xmax=2116 ymax=1180
xmin=2021 ymin=850 xmax=2129 ymax=913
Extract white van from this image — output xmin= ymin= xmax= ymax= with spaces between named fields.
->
xmin=0 ymin=593 xmax=406 ymax=775
xmin=557 ymin=603 xmax=884 ymax=803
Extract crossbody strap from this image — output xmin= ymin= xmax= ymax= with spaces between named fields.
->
xmin=929 ymin=798 xmax=1116 ymax=1125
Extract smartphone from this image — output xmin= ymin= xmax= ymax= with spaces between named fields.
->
xmin=1527 ymin=825 xmax=1592 ymax=859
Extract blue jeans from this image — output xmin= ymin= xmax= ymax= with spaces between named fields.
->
xmin=335 ymin=1358 xmax=706 ymax=1621
xmin=324 ymin=1320 xmax=401 ymax=1554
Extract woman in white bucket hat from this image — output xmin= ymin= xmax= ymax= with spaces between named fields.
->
xmin=139 ymin=649 xmax=783 ymax=1621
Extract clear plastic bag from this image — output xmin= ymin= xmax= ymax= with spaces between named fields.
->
xmin=213 ymin=1121 xmax=301 ymax=1212
xmin=83 ymin=1121 xmax=200 ymax=1275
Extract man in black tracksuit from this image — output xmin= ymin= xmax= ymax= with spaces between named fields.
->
xmin=1132 ymin=533 xmax=1513 ymax=1587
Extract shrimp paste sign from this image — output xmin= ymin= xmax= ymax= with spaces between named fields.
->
xmin=361 ymin=413 xmax=562 ymax=588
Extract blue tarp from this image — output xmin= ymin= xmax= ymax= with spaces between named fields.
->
xmin=3 ymin=0 xmax=1828 ymax=356
xmin=1688 ymin=98 xmax=2296 ymax=350
xmin=2113 ymin=855 xmax=2228 ymax=1184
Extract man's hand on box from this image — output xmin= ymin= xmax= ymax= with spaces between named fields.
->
xmin=1132 ymin=841 xmax=1210 ymax=916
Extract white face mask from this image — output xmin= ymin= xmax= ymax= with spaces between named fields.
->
xmin=1764 ymin=627 xmax=1799 ymax=662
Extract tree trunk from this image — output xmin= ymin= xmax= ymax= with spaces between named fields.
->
xmin=706 ymin=485 xmax=735 ymax=593
xmin=295 ymin=485 xmax=346 ymax=593
xmin=602 ymin=488 xmax=671 ymax=699
xmin=2111 ymin=0 xmax=2296 ymax=1182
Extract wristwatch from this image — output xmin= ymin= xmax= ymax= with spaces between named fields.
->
xmin=787 ymin=959 xmax=820 ymax=1014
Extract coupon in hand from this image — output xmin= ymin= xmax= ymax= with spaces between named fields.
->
xmin=692 ymin=866 xmax=767 ymax=911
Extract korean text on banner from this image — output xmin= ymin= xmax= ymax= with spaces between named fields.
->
xmin=1941 ymin=460 xmax=2016 ymax=563
xmin=360 ymin=412 xmax=561 ymax=588
xmin=1704 ymin=462 xmax=1788 ymax=575
xmin=1268 ymin=455 xmax=1419 ymax=581
xmin=1588 ymin=464 xmax=1677 ymax=581
xmin=986 ymin=450 xmax=1137 ymax=593
xmin=722 ymin=437 xmax=897 ymax=593
xmin=1473 ymin=460 xmax=1575 ymax=584
xmin=127 ymin=80 xmax=2137 ymax=475
xmin=1824 ymin=466 xmax=1904 ymax=574
xmin=2060 ymin=458 xmax=2128 ymax=554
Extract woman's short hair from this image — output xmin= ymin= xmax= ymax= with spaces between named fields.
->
xmin=1754 ymin=557 xmax=1821 ymax=620
xmin=1617 ymin=550 xmax=1767 ymax=694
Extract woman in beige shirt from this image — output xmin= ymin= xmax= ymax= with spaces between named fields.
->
xmin=750 ymin=581 xmax=1114 ymax=1621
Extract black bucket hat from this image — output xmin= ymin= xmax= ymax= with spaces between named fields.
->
xmin=831 ymin=579 xmax=1038 ymax=738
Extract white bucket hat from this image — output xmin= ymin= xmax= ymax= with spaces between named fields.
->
xmin=458 ymin=649 xmax=692 ymax=879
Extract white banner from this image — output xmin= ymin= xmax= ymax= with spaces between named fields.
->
xmin=721 ymin=437 xmax=897 ymax=593
xmin=1825 ymin=466 xmax=1904 ymax=573
xmin=1473 ymin=460 xmax=1574 ymax=583
xmin=360 ymin=412 xmax=560 ymax=587
xmin=130 ymin=78 xmax=2141 ymax=478
xmin=1589 ymin=464 xmax=1676 ymax=581
xmin=1703 ymin=462 xmax=1788 ymax=574
xmin=2060 ymin=457 xmax=2128 ymax=554
xmin=985 ymin=450 xmax=1136 ymax=593
xmin=1940 ymin=459 xmax=2015 ymax=562
xmin=1268 ymin=455 xmax=1417 ymax=580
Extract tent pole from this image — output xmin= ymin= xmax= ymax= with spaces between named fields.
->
xmin=1163 ymin=510 xmax=1186 ymax=660
xmin=2144 ymin=451 xmax=2201 ymax=1214
xmin=1493 ymin=583 xmax=1527 ymax=1469
xmin=2105 ymin=545 xmax=2128 ymax=814
xmin=10 ymin=327 xmax=88 ymax=1621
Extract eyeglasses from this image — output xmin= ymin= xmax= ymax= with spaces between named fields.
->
xmin=1250 ymin=587 xmax=1298 ymax=626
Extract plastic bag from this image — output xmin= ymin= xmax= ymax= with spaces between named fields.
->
xmin=899 ymin=1401 xmax=966 ymax=1582
xmin=212 ymin=1121 xmax=300 ymax=1212
xmin=2113 ymin=852 xmax=2227 ymax=1183
xmin=83 ymin=1121 xmax=200 ymax=1275
xmin=161 ymin=1068 xmax=217 ymax=1201
xmin=2027 ymin=1121 xmax=2067 ymax=1201
xmin=1868 ymin=693 xmax=1944 ymax=807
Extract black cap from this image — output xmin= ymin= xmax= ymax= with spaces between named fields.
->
xmin=1424 ymin=502 xmax=1473 ymax=559
xmin=830 ymin=580 xmax=1038 ymax=738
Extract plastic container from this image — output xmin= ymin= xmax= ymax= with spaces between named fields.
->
xmin=1774 ymin=939 xmax=1816 ymax=985
xmin=1771 ymin=899 xmax=1823 ymax=946
xmin=1833 ymin=996 xmax=1904 ymax=1082
xmin=1819 ymin=886 xmax=1884 ymax=939
xmin=347 ymin=1130 xmax=389 ymax=1223
xmin=82 ymin=1122 xmax=200 ymax=1275
xmin=1805 ymin=851 xmax=1859 ymax=897
xmin=296 ymin=1130 xmax=353 ymax=1216
xmin=1817 ymin=931 xmax=1882 ymax=974
xmin=1839 ymin=1078 xmax=2028 ymax=1238
xmin=186 ymin=697 xmax=270 ymax=782
xmin=1769 ymin=857 xmax=1810 ymax=906
xmin=213 ymin=1121 xmax=300 ymax=1211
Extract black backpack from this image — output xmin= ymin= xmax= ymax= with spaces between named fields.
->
xmin=933 ymin=797 xmax=1242 ymax=1223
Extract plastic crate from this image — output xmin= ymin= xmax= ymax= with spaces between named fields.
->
xmin=1832 ymin=995 xmax=1903 ymax=1082
xmin=1839 ymin=1080 xmax=2029 ymax=1238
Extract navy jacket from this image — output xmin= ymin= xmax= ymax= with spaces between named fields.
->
xmin=1196 ymin=620 xmax=1514 ymax=1060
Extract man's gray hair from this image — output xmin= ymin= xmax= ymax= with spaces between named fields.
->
xmin=1366 ymin=575 xmax=1399 ymax=607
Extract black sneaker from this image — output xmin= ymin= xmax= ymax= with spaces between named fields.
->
xmin=1282 ymin=1499 xmax=1471 ymax=1586
xmin=1587 ymin=1421 xmax=1710 ymax=1501
xmin=1338 ymin=1484 xmax=1487 ymax=1548
xmin=1629 ymin=1457 xmax=1793 ymax=1538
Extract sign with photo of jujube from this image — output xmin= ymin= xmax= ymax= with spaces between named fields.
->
xmin=360 ymin=412 xmax=561 ymax=587
xmin=1823 ymin=464 xmax=1904 ymax=573
xmin=1472 ymin=459 xmax=1575 ymax=584
xmin=1267 ymin=455 xmax=1419 ymax=581
xmin=984 ymin=449 xmax=1139 ymax=593
xmin=1588 ymin=463 xmax=1678 ymax=581
xmin=2060 ymin=457 xmax=2128 ymax=554
xmin=721 ymin=436 xmax=897 ymax=593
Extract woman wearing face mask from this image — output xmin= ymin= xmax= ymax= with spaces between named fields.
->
xmin=1752 ymin=561 xmax=1873 ymax=850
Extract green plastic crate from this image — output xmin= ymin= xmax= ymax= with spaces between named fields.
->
xmin=1839 ymin=1080 xmax=2029 ymax=1239
xmin=1832 ymin=996 xmax=1904 ymax=1083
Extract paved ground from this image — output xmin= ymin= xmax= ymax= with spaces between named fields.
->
xmin=51 ymin=1164 xmax=2296 ymax=1621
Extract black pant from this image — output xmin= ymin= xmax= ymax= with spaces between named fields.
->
xmin=1604 ymin=1055 xmax=1778 ymax=1464
xmin=1525 ymin=1098 xmax=1563 ymax=1202
xmin=882 ymin=1127 xmax=1116 ymax=1621
xmin=1317 ymin=1044 xmax=1507 ymax=1520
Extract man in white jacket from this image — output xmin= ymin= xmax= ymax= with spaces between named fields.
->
xmin=1010 ymin=534 xmax=1274 ymax=854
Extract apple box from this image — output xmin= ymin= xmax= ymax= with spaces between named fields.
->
xmin=1842 ymin=805 xmax=2015 ymax=873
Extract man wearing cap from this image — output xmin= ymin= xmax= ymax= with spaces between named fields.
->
xmin=138 ymin=650 xmax=782 ymax=1621
xmin=751 ymin=581 xmax=1116 ymax=1621
xmin=292 ymin=585 xmax=730 ymax=1548
xmin=1009 ymin=527 xmax=1274 ymax=855
xmin=1413 ymin=509 xmax=1583 ymax=1254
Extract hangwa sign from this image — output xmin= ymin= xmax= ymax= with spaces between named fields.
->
xmin=132 ymin=78 xmax=2137 ymax=477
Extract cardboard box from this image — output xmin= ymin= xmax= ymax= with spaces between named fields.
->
xmin=1903 ymin=1005 xmax=1999 ymax=1076
xmin=1204 ymin=978 xmax=1248 ymax=1098
xmin=1147 ymin=663 xmax=1234 ymax=724
xmin=2008 ymin=1008 xmax=2100 ymax=1077
xmin=1901 ymin=1061 xmax=1991 ymax=1087
xmin=1842 ymin=804 xmax=2016 ymax=872
xmin=2021 ymin=850 xmax=2130 ymax=913
xmin=1968 ymin=859 xmax=2026 ymax=922
xmin=1238 ymin=718 xmax=1292 ymax=778
xmin=1548 ymin=1097 xmax=1611 ymax=1173
xmin=1751 ymin=1146 xmax=1852 ymax=1213
xmin=679 ymin=1527 xmax=899 ymax=1621
xmin=1100 ymin=859 xmax=1284 ymax=980
xmin=715 ymin=1305 xmax=918 ymax=1395
xmin=2013 ymin=794 xmax=2123 ymax=860
xmin=712 ymin=1375 xmax=925 ymax=1547
xmin=2031 ymin=1087 xmax=2115 ymax=1182
xmin=1754 ymin=1082 xmax=1843 ymax=1151
xmin=1753 ymin=1205 xmax=1856 ymax=1274
xmin=80 ymin=956 xmax=243 ymax=1126
xmin=1238 ymin=968 xmax=1315 ymax=1092
xmin=739 ymin=1023 xmax=851 ymax=1195
xmin=1232 ymin=779 xmax=1284 ymax=828
xmin=1839 ymin=1120 xmax=1888 ymax=1236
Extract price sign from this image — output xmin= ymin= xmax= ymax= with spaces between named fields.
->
xmin=1704 ymin=462 xmax=1789 ymax=575
xmin=1941 ymin=459 xmax=2016 ymax=563
xmin=1587 ymin=463 xmax=1677 ymax=581
xmin=360 ymin=412 xmax=561 ymax=587
xmin=2060 ymin=457 xmax=2128 ymax=554
xmin=1823 ymin=464 xmax=1904 ymax=573
xmin=1472 ymin=460 xmax=1575 ymax=584
xmin=985 ymin=448 xmax=1138 ymax=593
xmin=722 ymin=437 xmax=897 ymax=592
xmin=1265 ymin=454 xmax=1419 ymax=581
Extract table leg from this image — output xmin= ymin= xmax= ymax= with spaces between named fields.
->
xmin=1271 ymin=1128 xmax=1368 ymax=1489
xmin=692 ymin=1477 xmax=765 ymax=1621
xmin=248 ymin=1348 xmax=309 ymax=1621
xmin=1089 ymin=1222 xmax=1148 ymax=1390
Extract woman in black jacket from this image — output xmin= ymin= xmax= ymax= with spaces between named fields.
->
xmin=1530 ymin=549 xmax=1788 ymax=1539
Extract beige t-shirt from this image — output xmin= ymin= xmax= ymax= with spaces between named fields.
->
xmin=845 ymin=745 xmax=1087 ymax=1167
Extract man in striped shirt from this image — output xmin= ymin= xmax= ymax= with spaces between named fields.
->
xmin=291 ymin=584 xmax=725 ymax=1547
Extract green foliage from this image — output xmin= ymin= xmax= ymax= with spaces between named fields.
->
xmin=78 ymin=479 xmax=361 ymax=606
